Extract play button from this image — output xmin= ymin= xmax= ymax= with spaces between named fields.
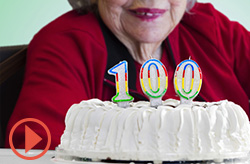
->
xmin=9 ymin=118 xmax=51 ymax=160
xmin=25 ymin=125 xmax=42 ymax=153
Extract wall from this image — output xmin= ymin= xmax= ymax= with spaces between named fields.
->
xmin=0 ymin=0 xmax=249 ymax=46
xmin=0 ymin=1 xmax=71 ymax=46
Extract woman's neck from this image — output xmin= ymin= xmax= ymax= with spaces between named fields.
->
xmin=119 ymin=38 xmax=163 ymax=64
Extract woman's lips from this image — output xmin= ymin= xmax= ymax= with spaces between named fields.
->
xmin=128 ymin=8 xmax=166 ymax=21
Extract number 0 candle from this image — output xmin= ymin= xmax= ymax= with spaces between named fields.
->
xmin=174 ymin=59 xmax=202 ymax=104
xmin=108 ymin=61 xmax=134 ymax=108
xmin=140 ymin=59 xmax=168 ymax=107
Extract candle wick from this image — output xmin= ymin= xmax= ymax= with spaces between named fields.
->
xmin=189 ymin=56 xmax=191 ymax=60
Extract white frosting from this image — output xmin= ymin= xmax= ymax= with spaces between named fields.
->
xmin=58 ymin=99 xmax=250 ymax=161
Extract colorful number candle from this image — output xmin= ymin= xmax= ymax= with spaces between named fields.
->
xmin=108 ymin=61 xmax=134 ymax=108
xmin=174 ymin=59 xmax=202 ymax=104
xmin=140 ymin=59 xmax=168 ymax=107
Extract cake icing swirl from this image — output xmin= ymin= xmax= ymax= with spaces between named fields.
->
xmin=58 ymin=99 xmax=250 ymax=161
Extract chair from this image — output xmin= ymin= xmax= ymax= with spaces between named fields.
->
xmin=0 ymin=45 xmax=27 ymax=147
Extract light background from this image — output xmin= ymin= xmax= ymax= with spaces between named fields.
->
xmin=0 ymin=0 xmax=249 ymax=46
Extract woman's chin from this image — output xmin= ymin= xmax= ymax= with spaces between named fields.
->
xmin=128 ymin=29 xmax=169 ymax=44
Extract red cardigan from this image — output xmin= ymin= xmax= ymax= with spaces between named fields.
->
xmin=6 ymin=3 xmax=250 ymax=149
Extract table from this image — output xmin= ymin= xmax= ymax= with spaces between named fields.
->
xmin=0 ymin=149 xmax=55 ymax=164
xmin=0 ymin=149 xmax=105 ymax=164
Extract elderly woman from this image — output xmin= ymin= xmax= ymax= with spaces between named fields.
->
xmin=6 ymin=0 xmax=250 ymax=149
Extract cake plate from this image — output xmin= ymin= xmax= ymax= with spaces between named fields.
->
xmin=53 ymin=148 xmax=250 ymax=164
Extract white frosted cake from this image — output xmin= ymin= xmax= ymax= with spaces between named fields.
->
xmin=56 ymin=99 xmax=250 ymax=161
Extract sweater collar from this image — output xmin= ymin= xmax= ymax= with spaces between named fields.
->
xmin=98 ymin=18 xmax=137 ymax=89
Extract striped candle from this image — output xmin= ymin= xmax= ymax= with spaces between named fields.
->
xmin=140 ymin=59 xmax=168 ymax=107
xmin=108 ymin=61 xmax=134 ymax=108
xmin=174 ymin=59 xmax=202 ymax=104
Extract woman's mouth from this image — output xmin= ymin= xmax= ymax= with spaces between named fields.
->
xmin=128 ymin=8 xmax=166 ymax=21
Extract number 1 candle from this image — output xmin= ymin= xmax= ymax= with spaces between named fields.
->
xmin=108 ymin=61 xmax=134 ymax=108
xmin=174 ymin=59 xmax=202 ymax=104
xmin=140 ymin=59 xmax=168 ymax=107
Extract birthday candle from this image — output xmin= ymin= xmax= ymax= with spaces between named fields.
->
xmin=108 ymin=61 xmax=134 ymax=108
xmin=174 ymin=59 xmax=202 ymax=104
xmin=140 ymin=59 xmax=168 ymax=107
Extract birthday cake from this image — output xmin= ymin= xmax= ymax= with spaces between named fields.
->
xmin=56 ymin=98 xmax=250 ymax=161
xmin=55 ymin=59 xmax=250 ymax=162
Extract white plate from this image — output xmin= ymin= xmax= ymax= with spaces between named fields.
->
xmin=54 ymin=148 xmax=250 ymax=164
